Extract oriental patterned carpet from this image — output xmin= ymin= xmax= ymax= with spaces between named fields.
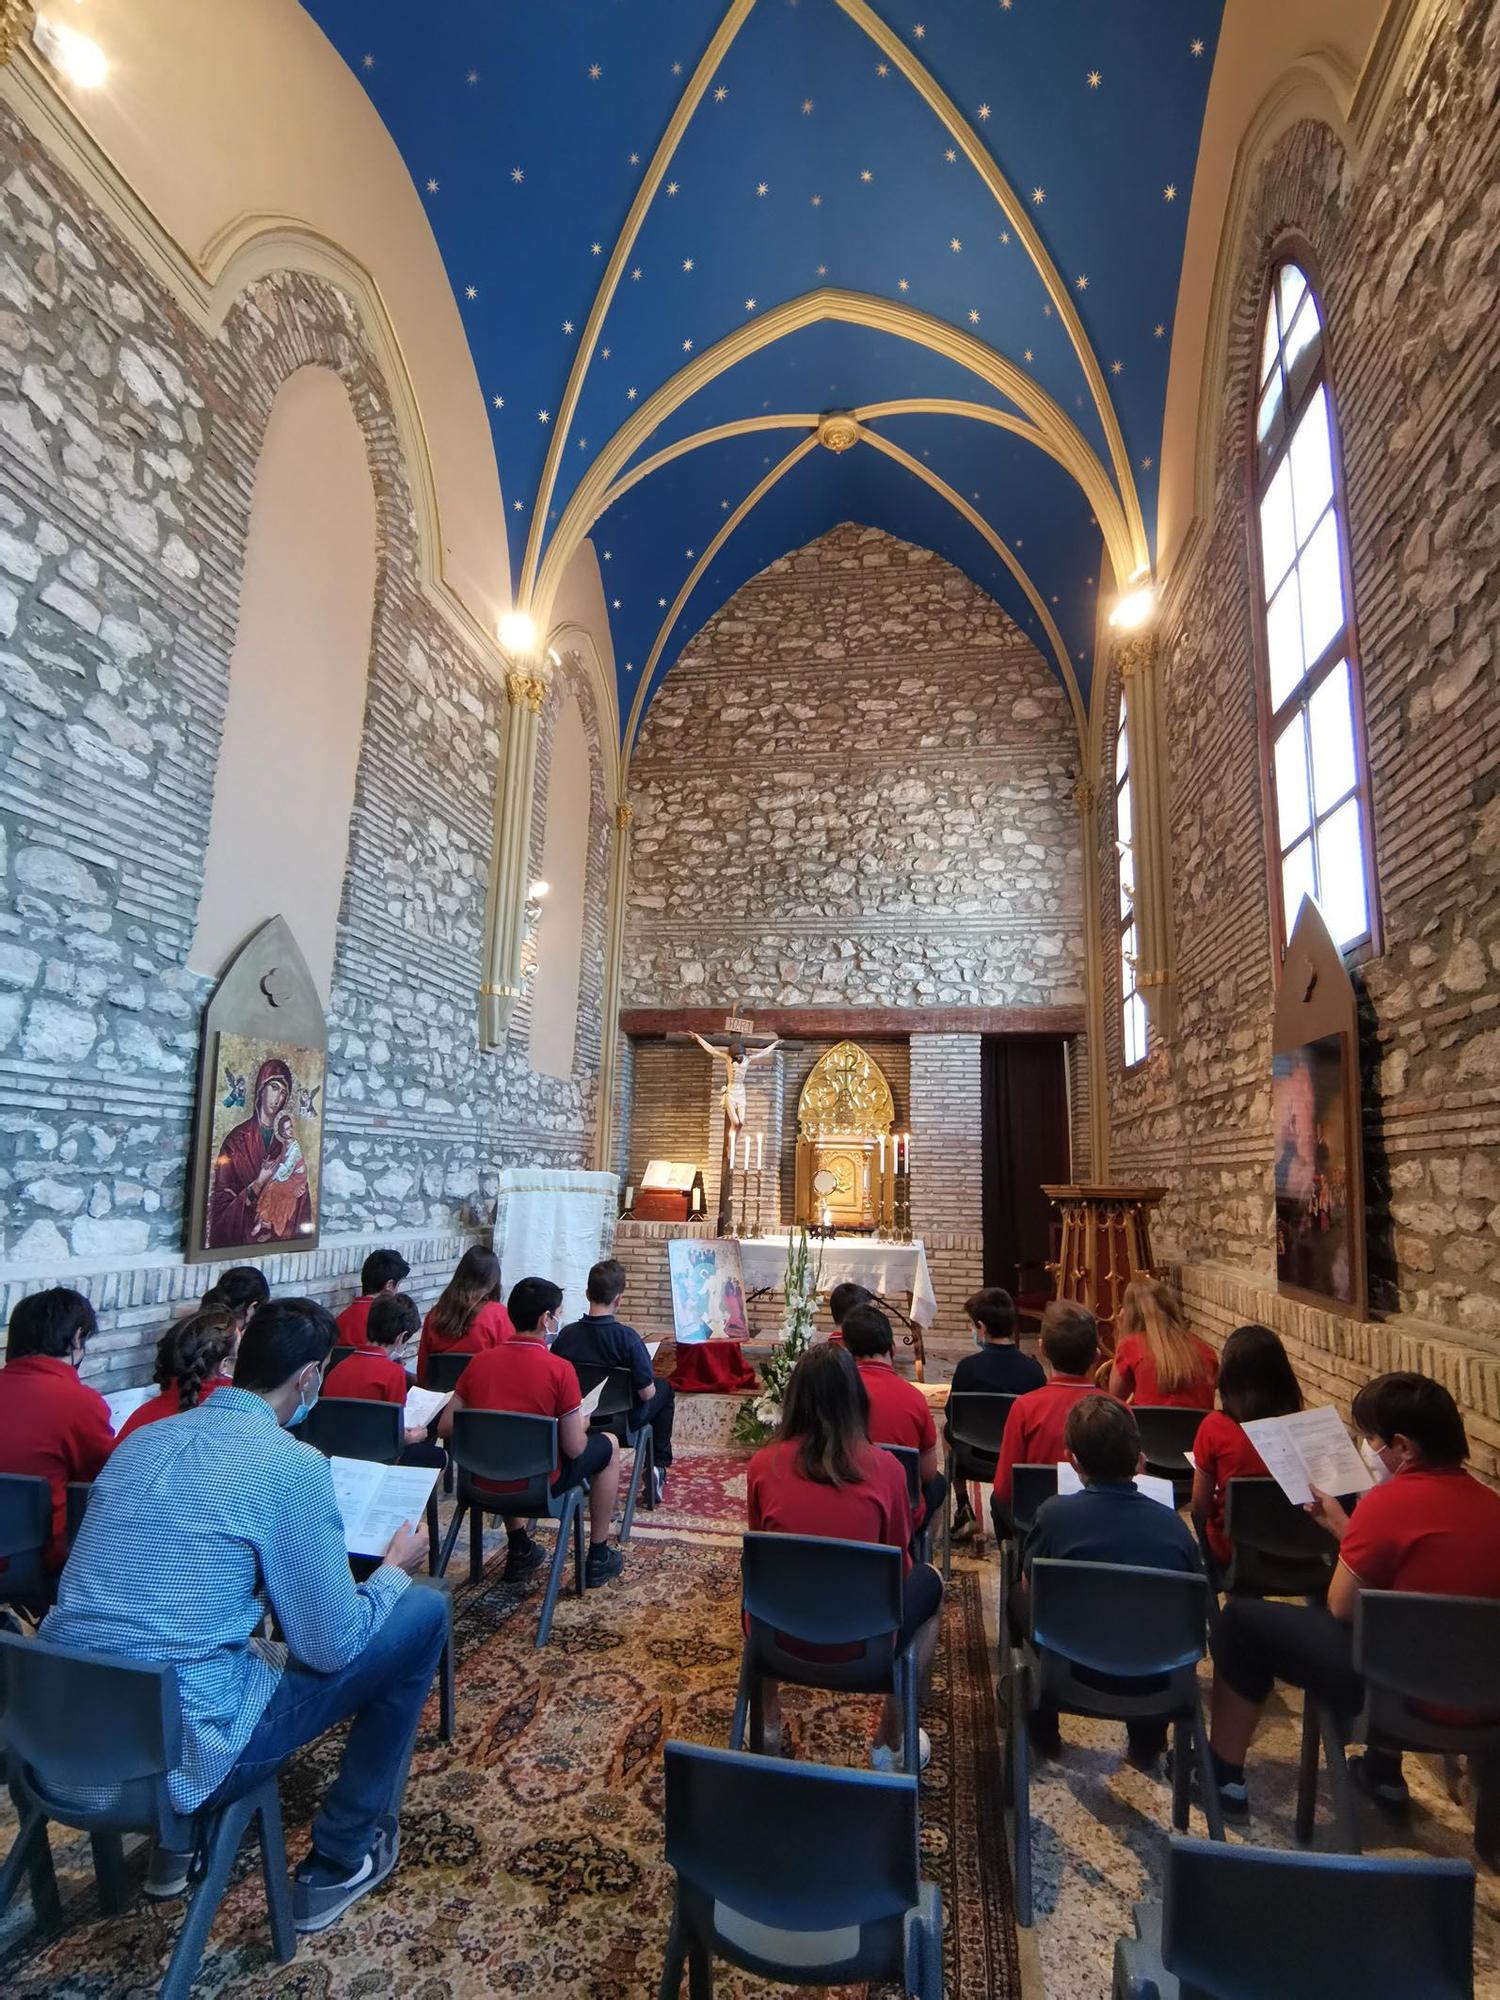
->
xmin=0 ymin=1481 xmax=1021 ymax=1999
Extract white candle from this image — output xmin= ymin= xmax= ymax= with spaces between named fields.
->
xmin=728 ymin=1132 xmax=736 ymax=1171
xmin=904 ymin=1131 xmax=912 ymax=1172
xmin=757 ymin=1132 xmax=764 ymax=1171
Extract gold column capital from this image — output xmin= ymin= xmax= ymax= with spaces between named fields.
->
xmin=0 ymin=1 xmax=34 ymax=67
xmin=1073 ymin=776 xmax=1096 ymax=816
xmin=615 ymin=798 xmax=635 ymax=829
xmin=1115 ymin=632 xmax=1159 ymax=679
xmin=504 ymin=668 xmax=549 ymax=712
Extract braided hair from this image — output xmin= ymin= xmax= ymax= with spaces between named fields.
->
xmin=154 ymin=1304 xmax=239 ymax=1410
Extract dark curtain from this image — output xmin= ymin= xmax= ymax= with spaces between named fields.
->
xmin=981 ymin=1037 xmax=1070 ymax=1294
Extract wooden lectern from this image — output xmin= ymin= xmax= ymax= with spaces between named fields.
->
xmin=1041 ymin=1184 xmax=1166 ymax=1357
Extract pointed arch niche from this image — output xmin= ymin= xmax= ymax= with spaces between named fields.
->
xmin=188 ymin=366 xmax=377 ymax=1001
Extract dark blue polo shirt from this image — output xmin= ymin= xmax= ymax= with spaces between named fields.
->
xmin=950 ymin=1342 xmax=1046 ymax=1399
xmin=1023 ymin=1480 xmax=1200 ymax=1579
xmin=552 ymin=1312 xmax=654 ymax=1395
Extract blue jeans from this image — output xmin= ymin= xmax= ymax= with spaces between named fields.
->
xmin=214 ymin=1583 xmax=448 ymax=1873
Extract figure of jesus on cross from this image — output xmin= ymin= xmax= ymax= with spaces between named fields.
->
xmin=692 ymin=1024 xmax=780 ymax=1234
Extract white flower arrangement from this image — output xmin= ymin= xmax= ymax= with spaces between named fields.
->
xmin=732 ymin=1225 xmax=824 ymax=1446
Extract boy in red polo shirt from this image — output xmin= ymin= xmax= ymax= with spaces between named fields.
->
xmin=0 ymin=1288 xmax=114 ymax=1572
xmin=825 ymin=1281 xmax=873 ymax=1348
xmin=331 ymin=1296 xmax=429 ymax=1435
xmin=993 ymin=1300 xmax=1108 ymax=1530
xmin=439 ymin=1276 xmax=624 ymax=1588
xmin=336 ymin=1249 xmax=411 ymax=1352
xmin=839 ymin=1303 xmax=947 ymax=1534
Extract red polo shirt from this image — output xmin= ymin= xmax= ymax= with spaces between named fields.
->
xmin=328 ymin=1349 xmax=408 ymax=1407
xmin=747 ymin=1439 xmax=913 ymax=1570
xmin=995 ymin=1375 xmax=1111 ymax=1507
xmin=856 ymin=1359 xmax=938 ymax=1455
xmin=1113 ymin=1332 xmax=1219 ymax=1411
xmin=1192 ymin=1410 xmax=1269 ymax=1564
xmin=1340 ymin=1463 xmax=1500 ymax=1598
xmin=417 ymin=1300 xmax=514 ymax=1385
xmin=336 ymin=1294 xmax=379 ymax=1350
xmin=455 ymin=1336 xmax=581 ymax=1490
xmin=113 ymin=1374 xmax=229 ymax=1446
xmin=0 ymin=1355 xmax=114 ymax=1570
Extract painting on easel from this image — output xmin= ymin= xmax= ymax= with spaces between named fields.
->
xmin=667 ymin=1238 xmax=749 ymax=1345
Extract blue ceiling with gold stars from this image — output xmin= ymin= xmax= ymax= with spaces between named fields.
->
xmin=300 ymin=1 xmax=1223 ymax=743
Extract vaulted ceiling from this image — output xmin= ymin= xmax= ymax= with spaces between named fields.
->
xmin=301 ymin=1 xmax=1224 ymax=743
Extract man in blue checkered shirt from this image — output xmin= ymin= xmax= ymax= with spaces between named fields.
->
xmin=42 ymin=1297 xmax=446 ymax=1935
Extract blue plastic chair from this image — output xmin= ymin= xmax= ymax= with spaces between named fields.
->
xmin=1297 ymin=1590 xmax=1500 ymax=1861
xmin=658 ymin=1739 xmax=941 ymax=1997
xmin=1008 ymin=1560 xmax=1223 ymax=1927
xmin=435 ymin=1409 xmax=586 ymax=1647
xmin=730 ymin=1532 xmax=922 ymax=1776
xmin=422 ymin=1351 xmax=471 ymax=1394
xmin=1218 ymin=1475 xmax=1337 ymax=1600
xmin=573 ymin=1361 xmax=655 ymax=1542
xmin=1131 ymin=1406 xmax=1206 ymax=1504
xmin=878 ymin=1442 xmax=933 ymax=1565
xmin=998 ymin=1463 xmax=1059 ymax=1617
xmin=324 ymin=1344 xmax=360 ymax=1377
xmin=943 ymin=1391 xmax=1018 ymax=1577
xmin=0 ymin=1472 xmax=53 ymax=1615
xmin=1112 ymin=1834 xmax=1475 ymax=2000
xmin=0 ymin=1630 xmax=294 ymax=1998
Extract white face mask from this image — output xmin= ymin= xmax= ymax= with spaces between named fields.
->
xmin=1359 ymin=1436 xmax=1392 ymax=1484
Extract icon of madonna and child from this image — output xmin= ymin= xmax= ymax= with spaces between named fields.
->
xmin=203 ymin=1033 xmax=325 ymax=1253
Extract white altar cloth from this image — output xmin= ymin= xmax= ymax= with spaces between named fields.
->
xmin=497 ymin=1167 xmax=617 ymax=1328
xmin=737 ymin=1235 xmax=938 ymax=1329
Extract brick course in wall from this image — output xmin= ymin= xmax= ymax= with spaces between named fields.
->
xmin=0 ymin=108 xmax=611 ymax=1374
xmin=1098 ymin=0 xmax=1500 ymax=1442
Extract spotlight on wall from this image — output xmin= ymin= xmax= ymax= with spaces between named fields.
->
xmin=528 ymin=879 xmax=550 ymax=902
xmin=32 ymin=15 xmax=108 ymax=87
xmin=498 ymin=610 xmax=537 ymax=655
xmin=1108 ymin=584 xmax=1156 ymax=631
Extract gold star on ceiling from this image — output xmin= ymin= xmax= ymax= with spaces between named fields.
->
xmin=1190 ymin=38 xmax=1205 ymax=55
xmin=631 ymin=267 xmax=642 ymax=280
xmin=714 ymin=84 xmax=728 ymax=102
xmin=745 ymin=297 xmax=757 ymax=311
xmin=1110 ymin=359 xmax=1123 ymax=374
xmin=945 ymin=148 xmax=957 ymax=163
xmin=1023 ymin=347 xmax=1034 ymax=362
xmin=601 ymin=346 xmax=611 ymax=359
xmin=1075 ymin=274 xmax=1088 ymax=289
xmin=999 ymin=229 xmax=1011 ymax=244
xmin=1164 ymin=184 xmax=1177 ymax=201
xmin=511 ymin=166 xmax=524 ymax=184
xmin=578 ymin=437 xmax=588 ymax=450
xmin=898 ymin=277 xmax=910 ymax=291
xmin=721 ymin=499 xmax=730 ymax=509
xmin=860 ymin=169 xmax=873 ymax=182
xmin=757 ymin=182 xmax=769 ymax=197
xmin=589 ymin=62 xmax=602 ymax=80
xmin=683 ymin=338 xmax=693 ymax=351
xmin=512 ymin=498 xmax=524 ymax=511
xmin=492 ymin=394 xmax=504 ymax=409
xmin=562 ymin=319 xmax=574 ymax=334
xmin=671 ymin=60 xmax=683 ymax=75
xmin=683 ymin=258 xmax=695 ymax=272
xmin=629 ymin=152 xmax=640 ymax=166
xmin=627 ymin=386 xmax=638 ymax=400
xmin=591 ymin=242 xmax=602 ymax=255
xmin=425 ymin=178 xmax=439 ymax=193
xmin=1141 ymin=455 xmax=1154 ymax=469
xmin=913 ymin=22 xmax=926 ymax=37
xmin=876 ymin=60 xmax=889 ymax=77
xmin=667 ymin=181 xmax=680 ymax=196
xmin=811 ymin=193 xmax=822 ymax=206
xmin=816 ymin=262 xmax=827 ymax=276
xmin=466 ymin=69 xmax=479 ymax=85
xmin=464 ymin=284 xmax=478 ymax=300
xmin=538 ymin=409 xmax=550 ymax=423
xmin=1154 ymin=322 xmax=1166 ymax=337
xmin=361 ymin=53 xmax=374 ymax=69
xmin=802 ymin=98 xmax=814 ymax=114
xmin=1087 ymin=70 xmax=1102 ymax=88
xmin=685 ymin=549 xmax=695 ymax=558
xmin=950 ymin=236 xmax=962 ymax=251
xmin=978 ymin=103 xmax=991 ymax=120
xmin=1031 ymin=186 xmax=1045 ymax=204
xmin=968 ymin=308 xmax=980 ymax=323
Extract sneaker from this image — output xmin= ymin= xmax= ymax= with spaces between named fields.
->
xmin=144 ymin=1845 xmax=193 ymax=1900
xmin=949 ymin=1508 xmax=979 ymax=1545
xmin=292 ymin=1816 xmax=400 ymax=1935
xmin=651 ymin=1467 xmax=668 ymax=1506
xmin=1165 ymin=1746 xmax=1250 ymax=1826
xmin=584 ymin=1543 xmax=625 ymax=1587
xmin=870 ymin=1728 xmax=932 ymax=1774
xmin=502 ymin=1534 xmax=546 ymax=1583
xmin=1350 ymin=1752 xmax=1412 ymax=1819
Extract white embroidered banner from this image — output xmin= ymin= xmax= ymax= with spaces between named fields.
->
xmin=496 ymin=1167 xmax=618 ymax=1327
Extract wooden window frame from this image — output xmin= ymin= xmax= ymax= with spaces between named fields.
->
xmin=1247 ymin=242 xmax=1382 ymax=973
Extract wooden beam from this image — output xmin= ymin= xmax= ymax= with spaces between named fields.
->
xmin=618 ymin=1004 xmax=1086 ymax=1038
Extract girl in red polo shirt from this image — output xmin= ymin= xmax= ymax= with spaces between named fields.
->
xmin=1190 ymin=1323 xmax=1303 ymax=1568
xmin=1109 ymin=1277 xmax=1219 ymax=1411
xmin=1206 ymin=1371 xmax=1500 ymax=1834
xmin=747 ymin=1343 xmax=945 ymax=1771
xmin=416 ymin=1247 xmax=515 ymax=1384
xmin=114 ymin=1306 xmax=240 ymax=1445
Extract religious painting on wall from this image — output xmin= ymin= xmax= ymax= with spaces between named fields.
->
xmin=186 ymin=915 xmax=328 ymax=1264
xmin=667 ymin=1237 xmax=749 ymax=1344
xmin=203 ymin=1034 xmax=324 ymax=1253
xmin=1272 ymin=1032 xmax=1353 ymax=1306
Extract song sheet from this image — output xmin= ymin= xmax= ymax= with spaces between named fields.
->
xmin=1055 ymin=1462 xmax=1178 ymax=1510
xmin=1242 ymin=1406 xmax=1372 ymax=1508
xmin=330 ymin=1458 xmax=441 ymax=1557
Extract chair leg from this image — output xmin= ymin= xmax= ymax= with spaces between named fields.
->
xmin=159 ymin=1798 xmax=257 ymax=2000
xmin=0 ymin=1805 xmax=59 ymax=1932
xmin=255 ymin=1782 xmax=296 ymax=1963
xmin=435 ymin=1499 xmax=466 ymax=1580
xmin=535 ymin=1504 xmax=574 ymax=1650
xmin=90 ymin=1831 xmax=129 ymax=1915
xmin=1190 ymin=1691 xmax=1225 ymax=1843
xmin=1170 ymin=1717 xmax=1191 ymax=1833
xmin=903 ymin=1653 xmax=920 ymax=1780
xmin=1012 ymin=1670 xmax=1033 ymax=1928
xmin=438 ymin=1619 xmax=456 ymax=1743
xmin=687 ymin=1941 xmax=714 ymax=2000
xmin=468 ymin=1505 xmax=485 ymax=1589
xmin=659 ymin=1909 xmax=688 ymax=2000
xmin=729 ymin=1648 xmax=754 ymax=1753
xmin=1320 ymin=1709 xmax=1362 ymax=1855
xmin=941 ymin=1450 xmax=953 ymax=1581
xmin=572 ymin=1491 xmax=587 ymax=1596
xmin=1295 ymin=1695 xmax=1321 ymax=1845
xmin=621 ymin=1429 xmax=652 ymax=1543
xmin=424 ymin=1487 xmax=440 ymax=1576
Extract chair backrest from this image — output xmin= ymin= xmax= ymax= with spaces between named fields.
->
xmin=449 ymin=1408 xmax=559 ymax=1490
xmin=1009 ymin=1463 xmax=1058 ymax=1533
xmin=0 ymin=1472 xmax=52 ymax=1604
xmin=572 ymin=1361 xmax=634 ymax=1422
xmin=325 ymin=1344 xmax=359 ymax=1376
xmin=1132 ymin=1406 xmax=1207 ymax=1467
xmin=1161 ymin=1835 xmax=1475 ymax=2000
xmin=1356 ymin=1590 xmax=1500 ymax=1721
xmin=878 ymin=1442 xmax=921 ymax=1512
xmin=424 ymin=1352 xmax=471 ymax=1394
xmin=65 ymin=1480 xmax=94 ymax=1549
xmin=298 ymin=1395 xmax=403 ymax=1464
xmin=663 ymin=1739 xmax=920 ymax=1939
xmin=0 ymin=1630 xmax=181 ymax=1824
xmin=1224 ymin=1477 xmax=1338 ymax=1568
xmin=948 ymin=1391 xmax=1017 ymax=1457
xmin=1030 ymin=1560 xmax=1208 ymax=1678
xmin=741 ymin=1532 xmax=904 ymax=1648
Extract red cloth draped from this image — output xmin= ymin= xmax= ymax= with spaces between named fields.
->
xmin=671 ymin=1341 xmax=758 ymax=1394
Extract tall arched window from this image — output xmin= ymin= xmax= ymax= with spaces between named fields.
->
xmin=1252 ymin=260 xmax=1377 ymax=957
xmin=1115 ymin=689 xmax=1146 ymax=1068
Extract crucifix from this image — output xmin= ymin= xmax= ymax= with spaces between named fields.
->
xmin=691 ymin=1015 xmax=780 ymax=1235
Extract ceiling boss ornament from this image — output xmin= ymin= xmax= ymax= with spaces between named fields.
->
xmin=816 ymin=412 xmax=860 ymax=454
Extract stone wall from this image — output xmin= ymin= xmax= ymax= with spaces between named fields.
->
xmin=1097 ymin=0 xmax=1500 ymax=1465
xmin=624 ymin=522 xmax=1084 ymax=1011
xmin=0 ymin=107 xmax=611 ymax=1373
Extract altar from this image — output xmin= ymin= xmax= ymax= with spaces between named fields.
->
xmin=738 ymin=1234 xmax=937 ymax=1330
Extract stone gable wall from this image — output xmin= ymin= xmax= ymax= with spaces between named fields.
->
xmin=624 ymin=523 xmax=1085 ymax=1012
xmin=1096 ymin=0 xmax=1500 ymax=1471
xmin=0 ymin=107 xmax=609 ymax=1374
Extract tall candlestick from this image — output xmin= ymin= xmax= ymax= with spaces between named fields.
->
xmin=878 ymin=1133 xmax=885 ymax=1172
xmin=757 ymin=1132 xmax=764 ymax=1171
xmin=904 ymin=1131 xmax=912 ymax=1172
